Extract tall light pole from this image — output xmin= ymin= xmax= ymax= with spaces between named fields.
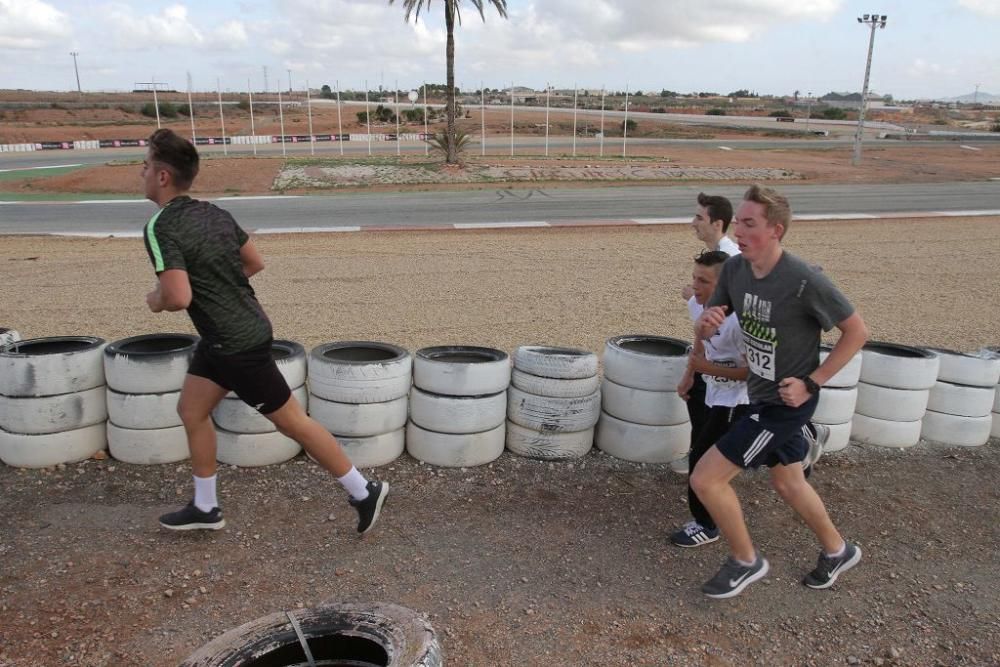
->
xmin=806 ymin=90 xmax=813 ymax=132
xmin=852 ymin=13 xmax=887 ymax=167
xmin=287 ymin=69 xmax=292 ymax=94
xmin=69 ymin=51 xmax=82 ymax=97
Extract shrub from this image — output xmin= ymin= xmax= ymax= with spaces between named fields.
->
xmin=236 ymin=98 xmax=251 ymax=111
xmin=425 ymin=128 xmax=472 ymax=159
xmin=991 ymin=120 xmax=1000 ymax=133
xmin=140 ymin=102 xmax=178 ymax=118
xmin=176 ymin=103 xmax=192 ymax=116
xmin=621 ymin=118 xmax=637 ymax=133
xmin=820 ymin=107 xmax=847 ymax=120
xmin=402 ymin=108 xmax=425 ymax=123
xmin=706 ymin=108 xmax=727 ymax=116
xmin=769 ymin=110 xmax=792 ymax=117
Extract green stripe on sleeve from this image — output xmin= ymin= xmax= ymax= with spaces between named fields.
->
xmin=145 ymin=207 xmax=167 ymax=272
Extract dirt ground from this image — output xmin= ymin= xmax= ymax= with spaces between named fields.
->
xmin=1 ymin=218 xmax=999 ymax=666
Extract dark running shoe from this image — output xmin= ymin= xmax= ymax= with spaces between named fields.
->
xmin=701 ymin=555 xmax=770 ymax=599
xmin=349 ymin=480 xmax=389 ymax=535
xmin=159 ymin=502 xmax=225 ymax=531
xmin=803 ymin=542 xmax=862 ymax=589
xmin=670 ymin=521 xmax=720 ymax=548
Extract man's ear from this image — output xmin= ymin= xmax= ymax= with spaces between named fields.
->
xmin=157 ymin=167 xmax=172 ymax=188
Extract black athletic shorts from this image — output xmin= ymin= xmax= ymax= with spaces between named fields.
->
xmin=187 ymin=339 xmax=291 ymax=415
xmin=715 ymin=394 xmax=819 ymax=469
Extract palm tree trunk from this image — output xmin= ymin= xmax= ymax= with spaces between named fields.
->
xmin=445 ymin=1 xmax=457 ymax=164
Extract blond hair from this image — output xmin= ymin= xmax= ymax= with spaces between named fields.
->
xmin=743 ymin=184 xmax=791 ymax=237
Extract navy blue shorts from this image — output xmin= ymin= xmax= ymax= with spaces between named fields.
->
xmin=715 ymin=395 xmax=818 ymax=469
xmin=187 ymin=339 xmax=291 ymax=415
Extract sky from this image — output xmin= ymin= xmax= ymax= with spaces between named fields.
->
xmin=1 ymin=0 xmax=998 ymax=100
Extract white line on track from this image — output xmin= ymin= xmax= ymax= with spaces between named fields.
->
xmin=453 ymin=221 xmax=550 ymax=229
xmin=634 ymin=217 xmax=689 ymax=225
xmin=0 ymin=164 xmax=83 ymax=173
xmin=960 ymin=145 xmax=982 ymax=151
xmin=255 ymin=226 xmax=361 ymax=233
xmin=718 ymin=146 xmax=733 ymax=151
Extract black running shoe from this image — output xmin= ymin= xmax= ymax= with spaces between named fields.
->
xmin=670 ymin=521 xmax=720 ymax=548
xmin=803 ymin=542 xmax=862 ymax=589
xmin=348 ymin=480 xmax=389 ymax=535
xmin=159 ymin=502 xmax=225 ymax=531
xmin=701 ymin=555 xmax=770 ymax=599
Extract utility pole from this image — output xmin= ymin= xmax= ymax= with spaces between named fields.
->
xmin=974 ymin=83 xmax=981 ymax=105
xmin=852 ymin=13 xmax=887 ymax=167
xmin=806 ymin=90 xmax=813 ymax=132
xmin=263 ymin=66 xmax=269 ymax=93
xmin=69 ymin=51 xmax=82 ymax=98
xmin=287 ymin=69 xmax=292 ymax=94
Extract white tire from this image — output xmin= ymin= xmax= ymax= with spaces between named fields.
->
xmin=850 ymin=413 xmax=921 ymax=449
xmin=334 ymin=428 xmax=405 ymax=468
xmin=413 ymin=346 xmax=510 ymax=396
xmin=926 ymin=348 xmax=1000 ymax=388
xmin=992 ymin=413 xmax=1000 ymax=439
xmin=812 ymin=386 xmax=859 ymax=425
xmin=507 ymin=386 xmax=601 ymax=433
xmin=603 ymin=335 xmax=689 ymax=392
xmin=216 ymin=428 xmax=301 ymax=467
xmin=505 ymin=421 xmax=593 ymax=460
xmin=995 ymin=389 xmax=1000 ymax=414
xmin=926 ymin=382 xmax=995 ymax=418
xmin=594 ymin=411 xmax=690 ymax=463
xmin=510 ymin=368 xmax=599 ymax=398
xmin=213 ymin=385 xmax=308 ymax=434
xmin=104 ymin=333 xmax=198 ymax=394
xmin=405 ymin=421 xmax=505 ymax=467
xmin=855 ymin=382 xmax=929 ymax=422
xmin=309 ymin=393 xmax=408 ymax=437
xmin=0 ymin=328 xmax=20 ymax=349
xmin=821 ymin=421 xmax=853 ymax=453
xmin=223 ymin=339 xmax=306 ymax=398
xmin=920 ymin=410 xmax=992 ymax=447
xmin=0 ymin=385 xmax=107 ymax=435
xmin=107 ymin=422 xmax=189 ymax=464
xmin=308 ymin=341 xmax=412 ymax=403
xmin=107 ymin=389 xmax=182 ymax=430
xmin=0 ymin=422 xmax=106 ymax=468
xmin=409 ymin=387 xmax=506 ymax=434
xmin=600 ymin=378 xmax=688 ymax=426
xmin=0 ymin=336 xmax=106 ymax=397
xmin=819 ymin=345 xmax=863 ymax=388
xmin=512 ymin=345 xmax=598 ymax=379
xmin=860 ymin=342 xmax=939 ymax=390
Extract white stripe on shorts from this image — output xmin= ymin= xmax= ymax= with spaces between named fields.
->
xmin=744 ymin=429 xmax=774 ymax=465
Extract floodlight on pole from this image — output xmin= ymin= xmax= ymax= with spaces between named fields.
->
xmin=851 ymin=13 xmax=887 ymax=167
xmin=69 ymin=52 xmax=82 ymax=97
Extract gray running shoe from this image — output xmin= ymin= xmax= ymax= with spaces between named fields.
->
xmin=701 ymin=555 xmax=770 ymax=599
xmin=803 ymin=542 xmax=862 ymax=589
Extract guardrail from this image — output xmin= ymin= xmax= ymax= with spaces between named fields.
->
xmin=0 ymin=133 xmax=433 ymax=153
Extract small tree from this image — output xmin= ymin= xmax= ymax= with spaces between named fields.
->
xmin=821 ymin=107 xmax=847 ymax=120
xmin=621 ymin=119 xmax=637 ymax=133
xmin=320 ymin=84 xmax=334 ymax=99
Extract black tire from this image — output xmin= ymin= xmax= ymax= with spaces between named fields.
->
xmin=180 ymin=601 xmax=442 ymax=667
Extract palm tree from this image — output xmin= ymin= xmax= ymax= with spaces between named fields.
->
xmin=390 ymin=0 xmax=508 ymax=164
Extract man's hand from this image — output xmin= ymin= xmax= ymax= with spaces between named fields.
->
xmin=695 ymin=305 xmax=728 ymax=339
xmin=778 ymin=377 xmax=811 ymax=408
xmin=681 ymin=284 xmax=694 ymax=301
xmin=677 ymin=371 xmax=694 ymax=401
xmin=146 ymin=286 xmax=164 ymax=313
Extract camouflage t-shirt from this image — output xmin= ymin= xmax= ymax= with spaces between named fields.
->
xmin=143 ymin=196 xmax=271 ymax=354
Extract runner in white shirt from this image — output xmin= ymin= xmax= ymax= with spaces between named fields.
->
xmin=673 ymin=251 xmax=749 ymax=547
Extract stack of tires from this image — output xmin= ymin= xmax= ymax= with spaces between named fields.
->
xmin=0 ymin=327 xmax=20 ymax=349
xmin=0 ymin=336 xmax=108 ymax=468
xmin=104 ymin=333 xmax=197 ymax=465
xmin=505 ymin=346 xmax=600 ymax=461
xmin=852 ymin=342 xmax=939 ymax=449
xmin=595 ymin=335 xmax=691 ymax=465
xmin=987 ymin=347 xmax=1000 ymax=440
xmin=919 ymin=348 xmax=1000 ymax=448
xmin=308 ymin=341 xmax=410 ymax=468
xmin=407 ymin=346 xmax=510 ymax=468
xmin=812 ymin=344 xmax=863 ymax=453
xmin=213 ymin=339 xmax=307 ymax=466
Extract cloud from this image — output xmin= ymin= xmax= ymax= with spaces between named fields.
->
xmin=0 ymin=0 xmax=71 ymax=49
xmin=906 ymin=58 xmax=958 ymax=78
xmin=99 ymin=3 xmax=248 ymax=51
xmin=957 ymin=0 xmax=1000 ymax=18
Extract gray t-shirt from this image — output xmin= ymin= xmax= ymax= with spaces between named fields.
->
xmin=708 ymin=251 xmax=854 ymax=405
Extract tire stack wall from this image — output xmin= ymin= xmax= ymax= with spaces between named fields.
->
xmin=852 ymin=342 xmax=939 ymax=449
xmin=505 ymin=346 xmax=600 ymax=460
xmin=919 ymin=348 xmax=1000 ymax=447
xmin=308 ymin=341 xmax=411 ymax=468
xmin=0 ymin=328 xmax=20 ymax=349
xmin=104 ymin=334 xmax=197 ymax=465
xmin=0 ymin=336 xmax=108 ymax=468
xmin=407 ymin=346 xmax=510 ymax=467
xmin=213 ymin=340 xmax=306 ymax=466
xmin=595 ymin=335 xmax=691 ymax=464
xmin=813 ymin=345 xmax=863 ymax=453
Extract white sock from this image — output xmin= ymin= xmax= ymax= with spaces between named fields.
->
xmin=193 ymin=475 xmax=218 ymax=512
xmin=338 ymin=467 xmax=369 ymax=501
xmin=736 ymin=556 xmax=757 ymax=567
xmin=826 ymin=542 xmax=847 ymax=558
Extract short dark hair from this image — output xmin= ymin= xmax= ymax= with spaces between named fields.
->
xmin=148 ymin=128 xmax=199 ymax=189
xmin=696 ymin=192 xmax=733 ymax=232
xmin=694 ymin=249 xmax=730 ymax=270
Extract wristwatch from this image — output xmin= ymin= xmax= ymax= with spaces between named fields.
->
xmin=801 ymin=375 xmax=821 ymax=395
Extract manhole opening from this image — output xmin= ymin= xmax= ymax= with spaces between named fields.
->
xmin=246 ymin=633 xmax=388 ymax=667
xmin=119 ymin=337 xmax=193 ymax=354
xmin=6 ymin=339 xmax=94 ymax=355
xmin=323 ymin=348 xmax=397 ymax=363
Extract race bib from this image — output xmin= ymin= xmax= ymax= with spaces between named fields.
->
xmin=743 ymin=332 xmax=776 ymax=381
